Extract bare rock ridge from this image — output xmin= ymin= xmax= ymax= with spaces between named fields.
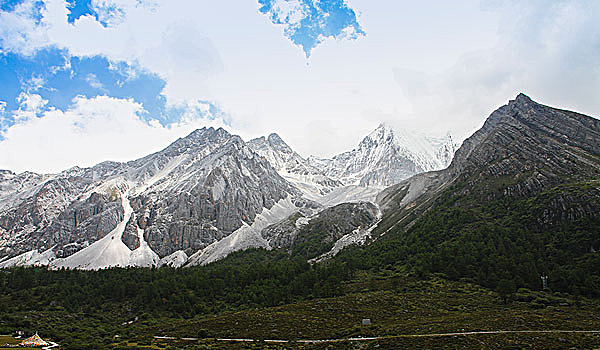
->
xmin=248 ymin=133 xmax=343 ymax=200
xmin=377 ymin=93 xmax=600 ymax=231
xmin=448 ymin=93 xmax=600 ymax=181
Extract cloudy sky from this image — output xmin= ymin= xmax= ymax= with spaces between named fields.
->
xmin=0 ymin=0 xmax=599 ymax=173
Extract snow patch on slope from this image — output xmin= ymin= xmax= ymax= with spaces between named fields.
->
xmin=187 ymin=196 xmax=298 ymax=266
xmin=51 ymin=187 xmax=160 ymax=270
xmin=130 ymin=154 xmax=188 ymax=196
xmin=317 ymin=185 xmax=381 ymax=207
xmin=279 ymin=171 xmax=334 ymax=201
xmin=129 ymin=225 xmax=160 ymax=267
xmin=187 ymin=222 xmax=269 ymax=266
xmin=0 ymin=247 xmax=56 ymax=268
xmin=158 ymin=250 xmax=188 ymax=267
xmin=310 ymin=208 xmax=382 ymax=263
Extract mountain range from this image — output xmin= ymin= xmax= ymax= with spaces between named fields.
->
xmin=0 ymin=119 xmax=456 ymax=269
xmin=1 ymin=93 xmax=597 ymax=278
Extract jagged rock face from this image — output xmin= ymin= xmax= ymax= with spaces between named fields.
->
xmin=0 ymin=127 xmax=298 ymax=263
xmin=248 ymin=133 xmax=297 ymax=171
xmin=261 ymin=212 xmax=304 ymax=249
xmin=43 ymin=192 xmax=124 ymax=258
xmin=248 ymin=133 xmax=342 ymax=199
xmin=447 ymin=93 xmax=600 ymax=198
xmin=121 ymin=215 xmax=140 ymax=251
xmin=0 ymin=164 xmax=124 ymax=257
xmin=133 ymin=133 xmax=298 ymax=257
xmin=262 ymin=201 xmax=379 ymax=259
xmin=535 ymin=184 xmax=600 ymax=226
xmin=308 ymin=124 xmax=459 ymax=188
xmin=0 ymin=170 xmax=45 ymax=208
xmin=127 ymin=129 xmax=299 ymax=257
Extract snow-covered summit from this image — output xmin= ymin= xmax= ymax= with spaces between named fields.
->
xmin=308 ymin=123 xmax=460 ymax=187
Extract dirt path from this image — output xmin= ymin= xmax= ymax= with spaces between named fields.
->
xmin=155 ymin=329 xmax=600 ymax=344
xmin=42 ymin=340 xmax=59 ymax=349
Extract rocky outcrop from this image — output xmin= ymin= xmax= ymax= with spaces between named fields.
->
xmin=121 ymin=215 xmax=141 ymax=251
xmin=0 ymin=168 xmax=124 ymax=258
xmin=261 ymin=201 xmax=379 ymax=259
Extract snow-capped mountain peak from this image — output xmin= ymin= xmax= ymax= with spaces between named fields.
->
xmin=308 ymin=124 xmax=460 ymax=187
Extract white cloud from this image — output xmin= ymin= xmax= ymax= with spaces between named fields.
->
xmin=0 ymin=0 xmax=51 ymax=56
xmin=270 ymin=0 xmax=307 ymax=25
xmin=22 ymin=74 xmax=46 ymax=93
xmin=392 ymin=0 xmax=600 ymax=141
xmin=1 ymin=0 xmax=224 ymax=105
xmin=39 ymin=0 xmax=224 ymax=105
xmin=85 ymin=73 xmax=106 ymax=91
xmin=1 ymin=0 xmax=599 ymax=167
xmin=0 ymin=95 xmax=229 ymax=173
xmin=14 ymin=93 xmax=49 ymax=120
xmin=90 ymin=0 xmax=126 ymax=26
xmin=0 ymin=100 xmax=6 ymax=129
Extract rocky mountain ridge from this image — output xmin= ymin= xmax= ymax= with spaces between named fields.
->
xmin=0 ymin=127 xmax=304 ymax=269
xmin=0 ymin=111 xmax=478 ymax=270
xmin=361 ymin=93 xmax=600 ymax=295
xmin=248 ymin=133 xmax=342 ymax=200
xmin=249 ymin=125 xmax=459 ymax=207
xmin=378 ymin=93 xmax=600 ymax=218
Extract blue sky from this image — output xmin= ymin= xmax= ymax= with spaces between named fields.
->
xmin=1 ymin=48 xmax=165 ymax=123
xmin=0 ymin=0 xmax=599 ymax=172
xmin=0 ymin=0 xmax=358 ymax=134
xmin=258 ymin=0 xmax=365 ymax=57
xmin=65 ymin=0 xmax=119 ymax=26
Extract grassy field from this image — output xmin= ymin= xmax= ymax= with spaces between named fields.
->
xmin=3 ymin=273 xmax=600 ymax=349
xmin=0 ymin=334 xmax=22 ymax=349
xmin=126 ymin=275 xmax=600 ymax=349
